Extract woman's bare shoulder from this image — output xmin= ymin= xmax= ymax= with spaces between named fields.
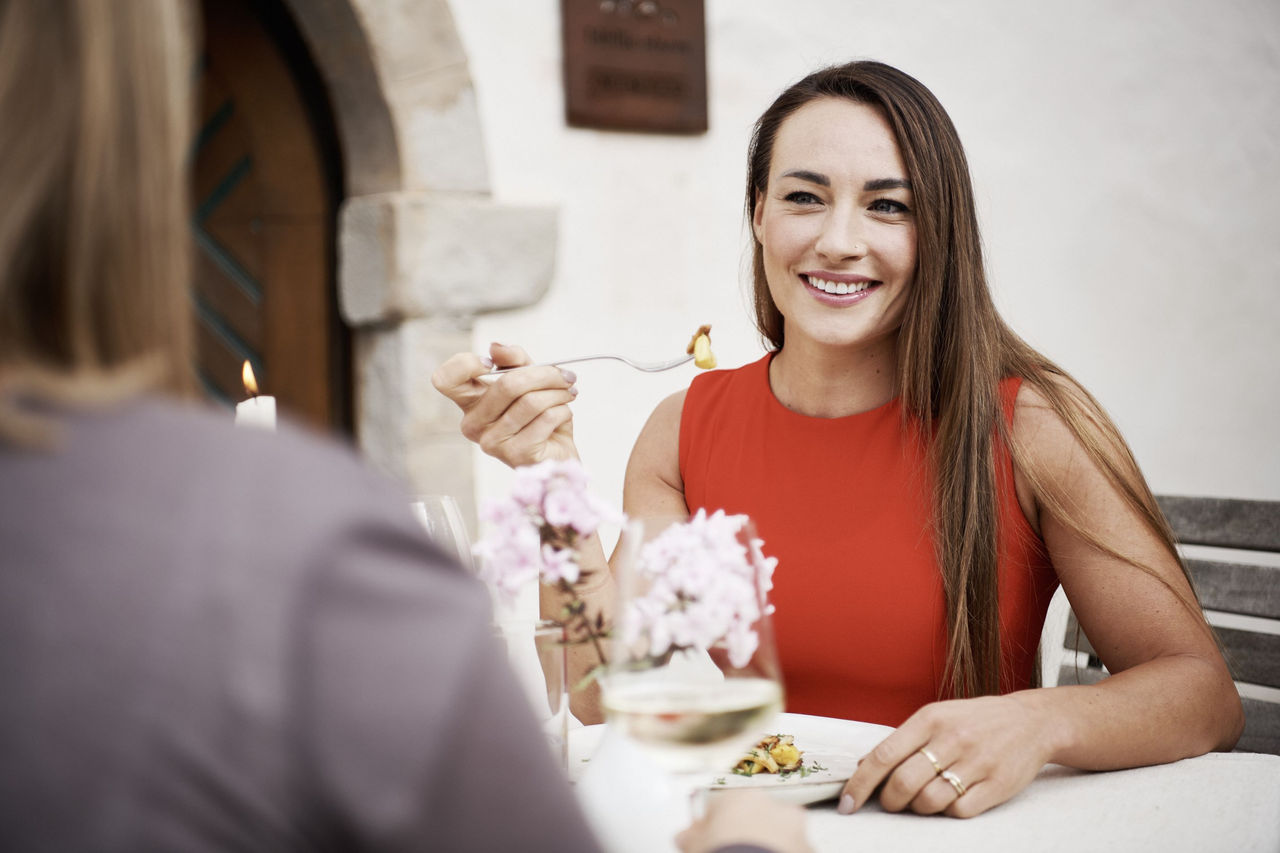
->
xmin=622 ymin=388 xmax=689 ymax=514
xmin=1010 ymin=372 xmax=1142 ymax=530
xmin=632 ymin=388 xmax=688 ymax=464
xmin=1011 ymin=373 xmax=1113 ymax=469
xmin=651 ymin=386 xmax=689 ymax=424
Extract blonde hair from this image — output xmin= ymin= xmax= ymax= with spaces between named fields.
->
xmin=747 ymin=61 xmax=1204 ymax=698
xmin=0 ymin=0 xmax=195 ymax=443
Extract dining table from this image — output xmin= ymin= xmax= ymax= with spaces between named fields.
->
xmin=568 ymin=711 xmax=1280 ymax=853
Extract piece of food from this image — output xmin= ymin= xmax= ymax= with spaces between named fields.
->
xmin=686 ymin=324 xmax=717 ymax=369
xmin=733 ymin=734 xmax=804 ymax=776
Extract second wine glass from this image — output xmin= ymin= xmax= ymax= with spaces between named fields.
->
xmin=599 ymin=512 xmax=784 ymax=792
xmin=410 ymin=494 xmax=474 ymax=572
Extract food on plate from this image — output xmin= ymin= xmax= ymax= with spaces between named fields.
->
xmin=733 ymin=734 xmax=804 ymax=776
xmin=686 ymin=324 xmax=717 ymax=369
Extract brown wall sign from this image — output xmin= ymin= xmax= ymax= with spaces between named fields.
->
xmin=561 ymin=0 xmax=707 ymax=134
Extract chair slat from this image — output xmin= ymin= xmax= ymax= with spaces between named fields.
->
xmin=1217 ymin=627 xmax=1280 ymax=689
xmin=1187 ymin=558 xmax=1280 ymax=619
xmin=1064 ymin=616 xmax=1279 ymax=689
xmin=1238 ymin=696 xmax=1280 ymax=756
xmin=1157 ymin=496 xmax=1280 ymax=552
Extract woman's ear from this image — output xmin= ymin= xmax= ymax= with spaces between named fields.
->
xmin=752 ymin=190 xmax=765 ymax=243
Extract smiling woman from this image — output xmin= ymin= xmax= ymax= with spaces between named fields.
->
xmin=431 ymin=59 xmax=1243 ymax=821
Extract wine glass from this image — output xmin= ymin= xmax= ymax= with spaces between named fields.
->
xmin=598 ymin=512 xmax=784 ymax=812
xmin=410 ymin=494 xmax=474 ymax=572
xmin=417 ymin=494 xmax=569 ymax=767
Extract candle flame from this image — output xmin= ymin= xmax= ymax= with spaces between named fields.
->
xmin=242 ymin=361 xmax=259 ymax=397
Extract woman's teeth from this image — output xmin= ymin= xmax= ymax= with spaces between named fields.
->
xmin=807 ymin=276 xmax=873 ymax=295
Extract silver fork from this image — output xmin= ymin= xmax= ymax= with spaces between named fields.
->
xmin=488 ymin=353 xmax=694 ymax=374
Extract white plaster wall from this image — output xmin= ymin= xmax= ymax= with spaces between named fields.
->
xmin=447 ymin=0 xmax=1280 ymax=536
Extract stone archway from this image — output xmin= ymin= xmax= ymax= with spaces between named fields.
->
xmin=276 ymin=0 xmax=401 ymax=197
xmin=279 ymin=0 xmax=558 ymax=521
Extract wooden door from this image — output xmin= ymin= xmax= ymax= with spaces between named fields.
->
xmin=192 ymin=0 xmax=350 ymax=434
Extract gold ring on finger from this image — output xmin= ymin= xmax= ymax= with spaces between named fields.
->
xmin=941 ymin=769 xmax=967 ymax=797
xmin=918 ymin=747 xmax=943 ymax=775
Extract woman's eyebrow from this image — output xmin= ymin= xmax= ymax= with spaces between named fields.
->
xmin=780 ymin=169 xmax=830 ymax=186
xmin=779 ymin=171 xmax=911 ymax=192
xmin=865 ymin=177 xmax=912 ymax=191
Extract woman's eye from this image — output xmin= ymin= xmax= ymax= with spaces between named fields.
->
xmin=869 ymin=198 xmax=910 ymax=215
xmin=783 ymin=191 xmax=821 ymax=205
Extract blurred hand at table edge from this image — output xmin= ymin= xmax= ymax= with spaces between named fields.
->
xmin=431 ymin=342 xmax=580 ymax=468
xmin=677 ymin=791 xmax=813 ymax=853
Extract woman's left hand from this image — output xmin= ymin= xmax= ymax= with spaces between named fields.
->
xmin=838 ymin=692 xmax=1058 ymax=818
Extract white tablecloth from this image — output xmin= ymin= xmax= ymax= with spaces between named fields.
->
xmin=570 ymin=712 xmax=1280 ymax=853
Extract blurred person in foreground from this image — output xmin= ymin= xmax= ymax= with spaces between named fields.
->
xmin=0 ymin=1 xmax=809 ymax=851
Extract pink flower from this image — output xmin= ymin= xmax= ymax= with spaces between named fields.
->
xmin=472 ymin=459 xmax=621 ymax=605
xmin=473 ymin=462 xmax=775 ymax=676
xmin=540 ymin=542 xmax=581 ymax=585
xmin=621 ymin=510 xmax=776 ymax=669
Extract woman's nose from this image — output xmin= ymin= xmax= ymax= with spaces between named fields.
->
xmin=814 ymin=207 xmax=867 ymax=260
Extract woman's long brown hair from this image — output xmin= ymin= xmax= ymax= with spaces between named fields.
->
xmin=0 ymin=0 xmax=195 ymax=444
xmin=746 ymin=61 xmax=1201 ymax=698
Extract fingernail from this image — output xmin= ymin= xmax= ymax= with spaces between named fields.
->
xmin=838 ymin=794 xmax=855 ymax=815
xmin=560 ymin=369 xmax=577 ymax=384
xmin=490 ymin=342 xmax=505 ymax=348
xmin=480 ymin=357 xmax=494 ymax=369
xmin=569 ymin=386 xmax=579 ymax=397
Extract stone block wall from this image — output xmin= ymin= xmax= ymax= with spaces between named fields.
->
xmin=282 ymin=0 xmax=558 ymax=527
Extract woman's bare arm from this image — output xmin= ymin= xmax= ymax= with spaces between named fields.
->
xmin=1009 ymin=379 xmax=1243 ymax=768
xmin=842 ymin=378 xmax=1242 ymax=818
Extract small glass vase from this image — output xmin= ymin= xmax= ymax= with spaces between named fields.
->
xmin=495 ymin=618 xmax=570 ymax=771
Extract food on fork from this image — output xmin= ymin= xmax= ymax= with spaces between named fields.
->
xmin=733 ymin=734 xmax=804 ymax=776
xmin=687 ymin=324 xmax=717 ymax=370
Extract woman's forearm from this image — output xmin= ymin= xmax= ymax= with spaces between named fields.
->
xmin=1021 ymin=654 xmax=1243 ymax=771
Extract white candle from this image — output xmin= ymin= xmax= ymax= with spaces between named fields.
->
xmin=235 ymin=395 xmax=276 ymax=430
xmin=235 ymin=360 xmax=276 ymax=430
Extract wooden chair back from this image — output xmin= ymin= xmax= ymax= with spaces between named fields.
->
xmin=1057 ymin=496 xmax=1280 ymax=755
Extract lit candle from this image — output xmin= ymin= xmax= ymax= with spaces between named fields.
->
xmin=235 ymin=361 xmax=276 ymax=430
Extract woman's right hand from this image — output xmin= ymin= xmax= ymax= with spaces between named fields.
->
xmin=430 ymin=342 xmax=580 ymax=468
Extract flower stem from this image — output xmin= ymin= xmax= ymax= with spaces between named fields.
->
xmin=558 ymin=579 xmax=609 ymax=667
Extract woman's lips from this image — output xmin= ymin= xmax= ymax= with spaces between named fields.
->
xmin=802 ymin=274 xmax=880 ymax=300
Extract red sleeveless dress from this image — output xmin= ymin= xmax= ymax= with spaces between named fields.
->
xmin=679 ymin=354 xmax=1058 ymax=726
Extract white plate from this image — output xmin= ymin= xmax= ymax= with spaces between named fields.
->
xmin=705 ymin=748 xmax=860 ymax=805
xmin=569 ymin=712 xmax=894 ymax=807
xmin=704 ymin=713 xmax=891 ymax=806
